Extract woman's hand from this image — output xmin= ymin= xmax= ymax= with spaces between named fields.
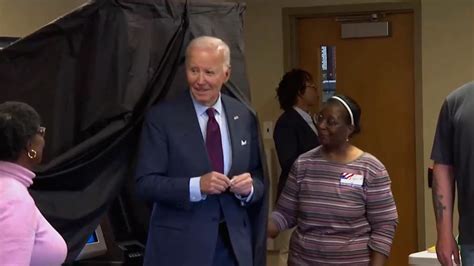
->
xmin=370 ymin=250 xmax=387 ymax=266
xmin=267 ymin=218 xmax=280 ymax=239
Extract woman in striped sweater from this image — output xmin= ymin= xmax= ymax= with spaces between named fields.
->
xmin=268 ymin=95 xmax=398 ymax=265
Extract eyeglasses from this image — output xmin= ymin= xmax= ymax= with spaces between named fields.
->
xmin=306 ymin=85 xmax=318 ymax=90
xmin=313 ymin=114 xmax=341 ymax=127
xmin=37 ymin=126 xmax=46 ymax=137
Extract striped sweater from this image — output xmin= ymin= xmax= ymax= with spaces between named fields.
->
xmin=271 ymin=147 xmax=398 ymax=265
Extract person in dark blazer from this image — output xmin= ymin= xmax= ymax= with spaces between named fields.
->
xmin=271 ymin=69 xmax=320 ymax=266
xmin=273 ymin=69 xmax=320 ymax=200
xmin=135 ymin=36 xmax=265 ymax=266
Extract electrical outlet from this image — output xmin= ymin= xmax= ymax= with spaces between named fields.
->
xmin=263 ymin=121 xmax=273 ymax=139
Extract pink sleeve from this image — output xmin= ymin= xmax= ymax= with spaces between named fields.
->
xmin=0 ymin=197 xmax=37 ymax=265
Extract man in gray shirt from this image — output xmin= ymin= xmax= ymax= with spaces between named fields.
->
xmin=431 ymin=81 xmax=474 ymax=266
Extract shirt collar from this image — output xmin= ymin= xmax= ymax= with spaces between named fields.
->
xmin=0 ymin=161 xmax=35 ymax=187
xmin=293 ymin=106 xmax=313 ymax=123
xmin=191 ymin=92 xmax=223 ymax=117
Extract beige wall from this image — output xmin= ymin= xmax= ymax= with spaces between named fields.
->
xmin=0 ymin=0 xmax=88 ymax=36
xmin=1 ymin=0 xmax=473 ymax=250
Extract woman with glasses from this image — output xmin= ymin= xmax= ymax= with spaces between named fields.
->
xmin=0 ymin=101 xmax=67 ymax=266
xmin=268 ymin=95 xmax=398 ymax=265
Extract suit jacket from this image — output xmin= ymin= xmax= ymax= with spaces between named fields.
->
xmin=273 ymin=108 xmax=319 ymax=200
xmin=135 ymin=91 xmax=264 ymax=266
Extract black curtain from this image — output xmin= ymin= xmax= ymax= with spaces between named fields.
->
xmin=0 ymin=0 xmax=268 ymax=264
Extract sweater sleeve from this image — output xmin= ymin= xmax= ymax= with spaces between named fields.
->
xmin=0 ymin=197 xmax=37 ymax=265
xmin=271 ymin=161 xmax=300 ymax=231
xmin=366 ymin=167 xmax=399 ymax=257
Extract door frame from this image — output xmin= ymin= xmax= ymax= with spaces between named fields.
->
xmin=282 ymin=0 xmax=425 ymax=250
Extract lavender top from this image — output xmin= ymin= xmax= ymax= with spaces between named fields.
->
xmin=0 ymin=161 xmax=67 ymax=266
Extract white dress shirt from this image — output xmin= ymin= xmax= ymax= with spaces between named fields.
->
xmin=188 ymin=92 xmax=253 ymax=203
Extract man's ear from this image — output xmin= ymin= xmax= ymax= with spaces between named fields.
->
xmin=224 ymin=67 xmax=231 ymax=82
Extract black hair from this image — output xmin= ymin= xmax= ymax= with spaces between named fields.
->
xmin=276 ymin=69 xmax=314 ymax=111
xmin=327 ymin=94 xmax=361 ymax=137
xmin=0 ymin=102 xmax=41 ymax=161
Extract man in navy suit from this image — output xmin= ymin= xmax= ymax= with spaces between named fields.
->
xmin=135 ymin=36 xmax=264 ymax=266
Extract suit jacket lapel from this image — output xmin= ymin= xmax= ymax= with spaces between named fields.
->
xmin=177 ymin=92 xmax=211 ymax=169
xmin=290 ymin=108 xmax=317 ymax=137
xmin=221 ymin=95 xmax=240 ymax=177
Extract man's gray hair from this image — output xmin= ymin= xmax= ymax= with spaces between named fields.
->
xmin=185 ymin=36 xmax=231 ymax=70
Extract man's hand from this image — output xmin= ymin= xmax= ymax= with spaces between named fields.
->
xmin=200 ymin=172 xmax=231 ymax=195
xmin=230 ymin=173 xmax=253 ymax=196
xmin=436 ymin=234 xmax=460 ymax=266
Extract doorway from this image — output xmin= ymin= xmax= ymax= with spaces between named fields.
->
xmin=290 ymin=8 xmax=418 ymax=266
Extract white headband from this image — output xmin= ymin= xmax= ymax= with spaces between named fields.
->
xmin=331 ymin=96 xmax=354 ymax=126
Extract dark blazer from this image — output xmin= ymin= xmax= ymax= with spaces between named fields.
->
xmin=273 ymin=108 xmax=319 ymax=199
xmin=135 ymin=91 xmax=264 ymax=266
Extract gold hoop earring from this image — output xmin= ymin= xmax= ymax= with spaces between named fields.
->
xmin=27 ymin=149 xmax=37 ymax=159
